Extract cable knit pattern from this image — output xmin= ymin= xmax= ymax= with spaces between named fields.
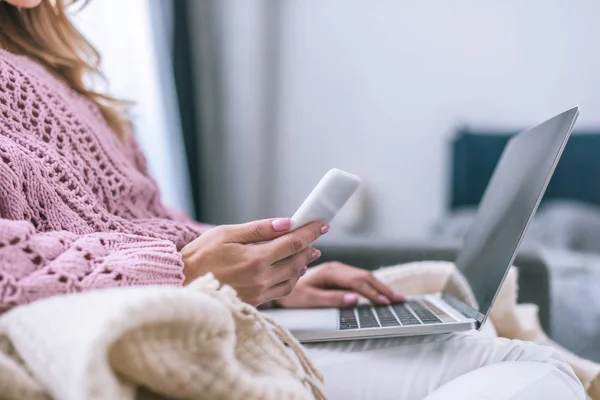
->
xmin=0 ymin=274 xmax=325 ymax=400
xmin=0 ymin=49 xmax=212 ymax=312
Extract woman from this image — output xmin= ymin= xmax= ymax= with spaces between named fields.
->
xmin=0 ymin=0 xmax=585 ymax=398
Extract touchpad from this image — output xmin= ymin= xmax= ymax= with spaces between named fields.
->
xmin=262 ymin=308 xmax=339 ymax=333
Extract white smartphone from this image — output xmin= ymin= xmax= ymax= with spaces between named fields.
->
xmin=290 ymin=168 xmax=361 ymax=231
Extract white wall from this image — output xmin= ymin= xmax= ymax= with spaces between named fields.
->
xmin=60 ymin=0 xmax=600 ymax=238
xmin=266 ymin=0 xmax=600 ymax=240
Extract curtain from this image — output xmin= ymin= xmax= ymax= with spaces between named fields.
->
xmin=157 ymin=0 xmax=283 ymax=224
xmin=182 ymin=0 xmax=230 ymax=224
xmin=170 ymin=0 xmax=205 ymax=222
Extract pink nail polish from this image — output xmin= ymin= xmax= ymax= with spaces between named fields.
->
xmin=320 ymin=224 xmax=330 ymax=234
xmin=299 ymin=266 xmax=307 ymax=276
xmin=343 ymin=293 xmax=359 ymax=305
xmin=271 ymin=218 xmax=291 ymax=232
xmin=311 ymin=249 xmax=321 ymax=261
xmin=378 ymin=295 xmax=391 ymax=304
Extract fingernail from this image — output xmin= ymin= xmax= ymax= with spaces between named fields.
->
xmin=393 ymin=293 xmax=406 ymax=302
xmin=299 ymin=266 xmax=307 ymax=276
xmin=343 ymin=293 xmax=359 ymax=305
xmin=311 ymin=249 xmax=321 ymax=261
xmin=320 ymin=224 xmax=330 ymax=234
xmin=378 ymin=295 xmax=391 ymax=305
xmin=271 ymin=218 xmax=291 ymax=232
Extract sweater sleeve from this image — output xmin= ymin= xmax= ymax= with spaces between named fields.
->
xmin=166 ymin=207 xmax=215 ymax=235
xmin=123 ymin=132 xmax=215 ymax=236
xmin=0 ymin=219 xmax=185 ymax=313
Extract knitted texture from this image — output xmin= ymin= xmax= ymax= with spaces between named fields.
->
xmin=0 ymin=49 xmax=211 ymax=312
xmin=0 ymin=274 xmax=325 ymax=400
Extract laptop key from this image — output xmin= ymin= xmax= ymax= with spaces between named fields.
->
xmin=423 ymin=300 xmax=456 ymax=323
xmin=391 ymin=304 xmax=422 ymax=325
xmin=356 ymin=307 xmax=380 ymax=328
xmin=373 ymin=305 xmax=400 ymax=327
xmin=339 ymin=308 xmax=359 ymax=330
xmin=407 ymin=300 xmax=442 ymax=324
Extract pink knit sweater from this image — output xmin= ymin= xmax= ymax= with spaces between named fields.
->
xmin=0 ymin=49 xmax=212 ymax=312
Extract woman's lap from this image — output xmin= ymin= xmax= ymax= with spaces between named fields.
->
xmin=304 ymin=331 xmax=585 ymax=400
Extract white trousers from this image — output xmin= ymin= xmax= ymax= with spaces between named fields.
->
xmin=305 ymin=331 xmax=586 ymax=400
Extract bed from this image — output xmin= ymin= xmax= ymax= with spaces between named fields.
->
xmin=431 ymin=127 xmax=600 ymax=362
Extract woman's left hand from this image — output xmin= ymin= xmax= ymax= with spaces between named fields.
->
xmin=274 ymin=262 xmax=405 ymax=308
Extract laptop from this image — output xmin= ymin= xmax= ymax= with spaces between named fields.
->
xmin=263 ymin=106 xmax=579 ymax=342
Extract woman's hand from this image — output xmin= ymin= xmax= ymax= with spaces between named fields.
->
xmin=181 ymin=218 xmax=327 ymax=306
xmin=274 ymin=262 xmax=405 ymax=308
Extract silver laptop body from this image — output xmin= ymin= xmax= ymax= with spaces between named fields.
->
xmin=264 ymin=106 xmax=579 ymax=343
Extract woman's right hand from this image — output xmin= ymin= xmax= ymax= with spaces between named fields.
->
xmin=180 ymin=218 xmax=327 ymax=306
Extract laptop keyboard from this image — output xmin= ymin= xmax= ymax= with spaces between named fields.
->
xmin=408 ymin=301 xmax=444 ymax=324
xmin=339 ymin=300 xmax=444 ymax=330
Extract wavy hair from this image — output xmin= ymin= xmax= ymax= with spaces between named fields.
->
xmin=0 ymin=0 xmax=130 ymax=139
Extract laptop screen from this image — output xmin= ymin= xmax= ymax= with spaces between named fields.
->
xmin=442 ymin=107 xmax=578 ymax=324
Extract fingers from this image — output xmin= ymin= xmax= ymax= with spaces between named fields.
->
xmin=303 ymin=288 xmax=360 ymax=308
xmin=269 ymin=247 xmax=318 ymax=286
xmin=366 ymin=275 xmax=406 ymax=303
xmin=353 ymin=279 xmax=391 ymax=304
xmin=319 ymin=262 xmax=404 ymax=304
xmin=220 ymin=218 xmax=292 ymax=244
xmin=264 ymin=279 xmax=296 ymax=302
xmin=263 ymin=221 xmax=327 ymax=262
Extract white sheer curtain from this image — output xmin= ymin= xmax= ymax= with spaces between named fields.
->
xmin=186 ymin=0 xmax=282 ymax=224
xmin=71 ymin=0 xmax=195 ymax=216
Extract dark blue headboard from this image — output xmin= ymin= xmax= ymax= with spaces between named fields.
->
xmin=450 ymin=128 xmax=600 ymax=210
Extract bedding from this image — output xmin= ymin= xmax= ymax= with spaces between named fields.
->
xmin=432 ymin=201 xmax=600 ymax=254
xmin=539 ymin=248 xmax=600 ymax=363
xmin=431 ymin=201 xmax=600 ymax=362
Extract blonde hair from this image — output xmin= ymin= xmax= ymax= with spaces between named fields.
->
xmin=0 ymin=0 xmax=129 ymax=139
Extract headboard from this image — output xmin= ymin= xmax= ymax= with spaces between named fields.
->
xmin=449 ymin=128 xmax=600 ymax=210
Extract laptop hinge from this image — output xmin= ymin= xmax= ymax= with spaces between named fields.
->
xmin=441 ymin=293 xmax=485 ymax=325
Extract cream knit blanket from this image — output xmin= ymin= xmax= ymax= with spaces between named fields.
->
xmin=0 ymin=274 xmax=325 ymax=400
xmin=0 ymin=262 xmax=598 ymax=400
